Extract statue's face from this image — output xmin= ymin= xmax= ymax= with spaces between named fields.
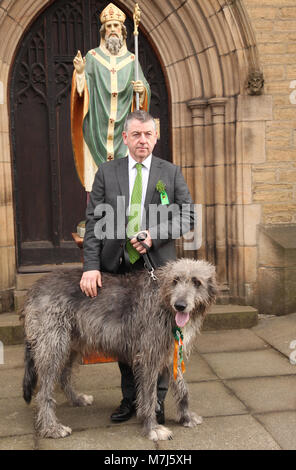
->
xmin=247 ymin=72 xmax=264 ymax=95
xmin=251 ymin=76 xmax=263 ymax=90
xmin=105 ymin=20 xmax=122 ymax=39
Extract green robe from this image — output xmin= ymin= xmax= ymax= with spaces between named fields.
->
xmin=83 ymin=47 xmax=150 ymax=166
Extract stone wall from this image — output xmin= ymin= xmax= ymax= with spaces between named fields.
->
xmin=244 ymin=0 xmax=296 ymax=313
xmin=244 ymin=0 xmax=296 ymax=224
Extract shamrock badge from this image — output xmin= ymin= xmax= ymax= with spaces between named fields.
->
xmin=156 ymin=180 xmax=169 ymax=205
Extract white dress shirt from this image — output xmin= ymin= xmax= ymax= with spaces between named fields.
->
xmin=128 ymin=153 xmax=152 ymax=224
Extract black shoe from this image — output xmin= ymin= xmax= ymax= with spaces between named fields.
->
xmin=156 ymin=400 xmax=165 ymax=425
xmin=110 ymin=398 xmax=135 ymax=422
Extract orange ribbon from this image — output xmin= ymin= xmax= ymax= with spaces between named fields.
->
xmin=173 ymin=337 xmax=186 ymax=380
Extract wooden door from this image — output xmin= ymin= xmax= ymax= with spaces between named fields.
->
xmin=10 ymin=0 xmax=170 ymax=266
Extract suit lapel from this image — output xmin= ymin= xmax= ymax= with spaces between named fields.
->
xmin=144 ymin=156 xmax=162 ymax=211
xmin=115 ymin=157 xmax=129 ymax=198
xmin=115 ymin=157 xmax=129 ymax=225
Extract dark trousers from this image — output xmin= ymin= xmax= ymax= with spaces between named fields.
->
xmin=118 ymin=362 xmax=170 ymax=403
xmin=117 ymin=255 xmax=169 ymax=403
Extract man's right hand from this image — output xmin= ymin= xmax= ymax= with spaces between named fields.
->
xmin=80 ymin=270 xmax=102 ymax=298
xmin=73 ymin=50 xmax=86 ymax=75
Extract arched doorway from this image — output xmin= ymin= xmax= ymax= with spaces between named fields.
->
xmin=10 ymin=0 xmax=170 ymax=266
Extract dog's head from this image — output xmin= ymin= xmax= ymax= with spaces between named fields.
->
xmin=158 ymin=258 xmax=218 ymax=328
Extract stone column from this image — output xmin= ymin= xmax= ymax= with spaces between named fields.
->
xmin=209 ymin=98 xmax=229 ymax=298
xmin=187 ymin=99 xmax=208 ymax=260
xmin=0 ymin=75 xmax=16 ymax=312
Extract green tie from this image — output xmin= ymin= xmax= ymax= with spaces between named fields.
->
xmin=126 ymin=163 xmax=142 ymax=264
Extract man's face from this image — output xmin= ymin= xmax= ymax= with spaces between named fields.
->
xmin=105 ymin=20 xmax=122 ymax=39
xmin=122 ymin=119 xmax=158 ymax=162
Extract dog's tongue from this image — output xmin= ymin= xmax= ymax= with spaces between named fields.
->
xmin=175 ymin=312 xmax=190 ymax=328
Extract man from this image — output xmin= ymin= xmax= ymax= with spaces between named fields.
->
xmin=80 ymin=110 xmax=195 ymax=423
xmin=71 ymin=2 xmax=150 ymax=192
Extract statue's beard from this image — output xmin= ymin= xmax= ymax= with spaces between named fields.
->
xmin=105 ymin=36 xmax=124 ymax=55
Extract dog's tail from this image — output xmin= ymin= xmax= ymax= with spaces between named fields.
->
xmin=23 ymin=341 xmax=38 ymax=404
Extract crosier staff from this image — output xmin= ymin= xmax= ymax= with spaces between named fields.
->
xmin=133 ymin=3 xmax=141 ymax=110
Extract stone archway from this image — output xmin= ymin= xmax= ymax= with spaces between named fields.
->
xmin=0 ymin=0 xmax=264 ymax=308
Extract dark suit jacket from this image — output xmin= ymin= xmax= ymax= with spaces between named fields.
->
xmin=83 ymin=155 xmax=195 ymax=273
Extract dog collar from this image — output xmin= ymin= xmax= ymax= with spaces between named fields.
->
xmin=172 ymin=326 xmax=185 ymax=380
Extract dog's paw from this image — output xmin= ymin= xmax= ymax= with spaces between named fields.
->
xmin=180 ymin=411 xmax=203 ymax=428
xmin=148 ymin=425 xmax=173 ymax=442
xmin=73 ymin=394 xmax=94 ymax=407
xmin=39 ymin=424 xmax=72 ymax=439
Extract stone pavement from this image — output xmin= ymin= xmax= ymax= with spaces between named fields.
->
xmin=1 ymin=313 xmax=296 ymax=451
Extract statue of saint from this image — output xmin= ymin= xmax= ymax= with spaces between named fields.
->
xmin=71 ymin=3 xmax=150 ymax=191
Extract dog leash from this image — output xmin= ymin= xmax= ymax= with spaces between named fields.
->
xmin=137 ymin=232 xmax=185 ymax=380
xmin=143 ymin=253 xmax=158 ymax=281
xmin=136 ymin=232 xmax=158 ymax=281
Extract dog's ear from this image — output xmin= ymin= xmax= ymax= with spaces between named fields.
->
xmin=208 ymin=269 xmax=218 ymax=300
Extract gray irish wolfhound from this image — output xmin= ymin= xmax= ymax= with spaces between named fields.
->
xmin=22 ymin=258 xmax=217 ymax=441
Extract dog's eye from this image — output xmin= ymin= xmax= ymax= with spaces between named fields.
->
xmin=173 ymin=277 xmax=180 ymax=285
xmin=192 ymin=277 xmax=201 ymax=288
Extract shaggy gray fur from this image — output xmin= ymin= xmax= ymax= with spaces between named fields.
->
xmin=21 ymin=258 xmax=217 ymax=441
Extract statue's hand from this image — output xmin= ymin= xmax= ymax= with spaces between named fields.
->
xmin=132 ymin=80 xmax=145 ymax=95
xmin=73 ymin=50 xmax=86 ymax=74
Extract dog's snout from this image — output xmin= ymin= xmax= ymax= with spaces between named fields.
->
xmin=174 ymin=301 xmax=187 ymax=312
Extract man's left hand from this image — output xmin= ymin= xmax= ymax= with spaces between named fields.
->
xmin=130 ymin=230 xmax=152 ymax=255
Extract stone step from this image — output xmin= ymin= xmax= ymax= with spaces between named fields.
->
xmin=0 ymin=305 xmax=258 ymax=346
xmin=0 ymin=313 xmax=24 ymax=345
xmin=14 ymin=290 xmax=28 ymax=312
xmin=14 ymin=263 xmax=82 ymax=311
xmin=16 ymin=272 xmax=47 ymax=291
xmin=203 ymin=305 xmax=258 ymax=331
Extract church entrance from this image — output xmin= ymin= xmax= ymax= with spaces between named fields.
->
xmin=10 ymin=0 xmax=170 ymax=266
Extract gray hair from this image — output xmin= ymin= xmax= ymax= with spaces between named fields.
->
xmin=123 ymin=110 xmax=156 ymax=133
